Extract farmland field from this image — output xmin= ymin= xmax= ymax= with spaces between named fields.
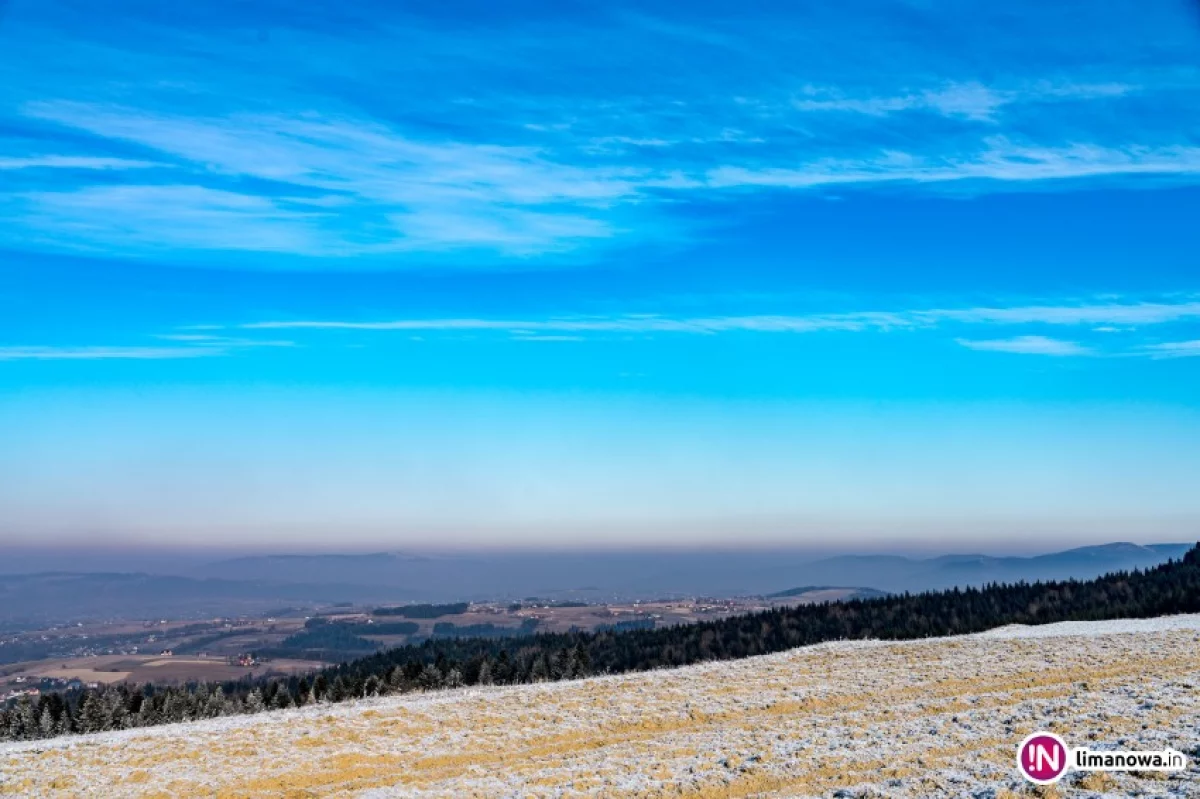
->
xmin=3 ymin=654 xmax=322 ymax=688
xmin=2 ymin=615 xmax=1198 ymax=797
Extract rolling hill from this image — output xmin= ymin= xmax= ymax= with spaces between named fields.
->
xmin=3 ymin=614 xmax=1197 ymax=797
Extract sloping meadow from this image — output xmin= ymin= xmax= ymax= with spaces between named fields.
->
xmin=2 ymin=615 xmax=1198 ymax=797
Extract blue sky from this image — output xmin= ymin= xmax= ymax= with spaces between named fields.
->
xmin=2 ymin=0 xmax=1199 ymax=551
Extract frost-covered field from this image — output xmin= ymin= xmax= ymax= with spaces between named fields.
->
xmin=2 ymin=615 xmax=1199 ymax=798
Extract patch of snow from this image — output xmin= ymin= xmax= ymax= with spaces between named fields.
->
xmin=974 ymin=613 xmax=1200 ymax=640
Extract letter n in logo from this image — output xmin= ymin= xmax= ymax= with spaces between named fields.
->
xmin=1017 ymin=731 xmax=1069 ymax=785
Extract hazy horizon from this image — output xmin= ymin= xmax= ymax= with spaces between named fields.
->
xmin=0 ymin=537 xmax=1195 ymax=578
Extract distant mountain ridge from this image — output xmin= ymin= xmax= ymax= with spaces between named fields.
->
xmin=766 ymin=586 xmax=889 ymax=600
xmin=193 ymin=541 xmax=1194 ymax=599
xmin=215 ymin=552 xmax=435 ymax=564
xmin=2 ymin=542 xmax=1189 ymax=623
xmin=766 ymin=542 xmax=1193 ymax=595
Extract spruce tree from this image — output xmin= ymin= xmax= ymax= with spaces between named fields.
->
xmin=205 ymin=686 xmax=226 ymax=718
xmin=552 ymin=648 xmax=572 ymax=680
xmin=161 ymin=691 xmax=182 ymax=723
xmin=104 ymin=690 xmax=129 ymax=730
xmin=477 ymin=659 xmax=494 ymax=686
xmin=79 ymin=693 xmax=108 ymax=734
xmin=494 ymin=651 xmax=513 ymax=684
xmin=245 ymin=688 xmax=265 ymax=713
xmin=6 ymin=702 xmax=27 ymax=741
xmin=17 ymin=697 xmax=37 ymax=739
xmin=417 ymin=663 xmax=443 ymax=690
xmin=194 ymin=683 xmax=210 ymax=711
xmin=572 ymin=643 xmax=592 ymax=677
xmin=137 ymin=695 xmax=159 ymax=727
xmin=54 ymin=707 xmax=72 ymax=737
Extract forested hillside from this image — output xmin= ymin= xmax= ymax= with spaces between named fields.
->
xmin=4 ymin=543 xmax=1197 ymax=742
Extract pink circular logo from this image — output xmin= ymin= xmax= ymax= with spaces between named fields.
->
xmin=1017 ymin=731 xmax=1069 ymax=784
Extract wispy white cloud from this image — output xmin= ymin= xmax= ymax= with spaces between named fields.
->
xmin=954 ymin=336 xmax=1092 ymax=356
xmin=791 ymin=81 xmax=1134 ymax=122
xmin=1145 ymin=340 xmax=1200 ymax=359
xmin=0 ymin=346 xmax=223 ymax=361
xmin=38 ymin=102 xmax=1190 ymax=204
xmin=0 ymin=335 xmax=294 ymax=362
xmin=19 ymin=103 xmax=644 ymax=255
xmin=392 ymin=208 xmax=614 ymax=254
xmin=242 ymin=312 xmax=911 ymax=335
xmin=0 ymin=155 xmax=162 ymax=170
xmin=153 ymin=334 xmax=296 ymax=348
xmin=19 ymin=184 xmax=332 ymax=254
xmin=6 ymin=0 xmax=1200 ymax=268
xmin=16 ymin=88 xmax=1200 ymax=260
xmin=706 ymin=140 xmax=1200 ymax=190
xmin=243 ymin=298 xmax=1200 ymax=336
xmin=916 ymin=299 xmax=1200 ymax=326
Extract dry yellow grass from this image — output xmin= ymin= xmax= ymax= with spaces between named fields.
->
xmin=1 ymin=616 xmax=1197 ymax=797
